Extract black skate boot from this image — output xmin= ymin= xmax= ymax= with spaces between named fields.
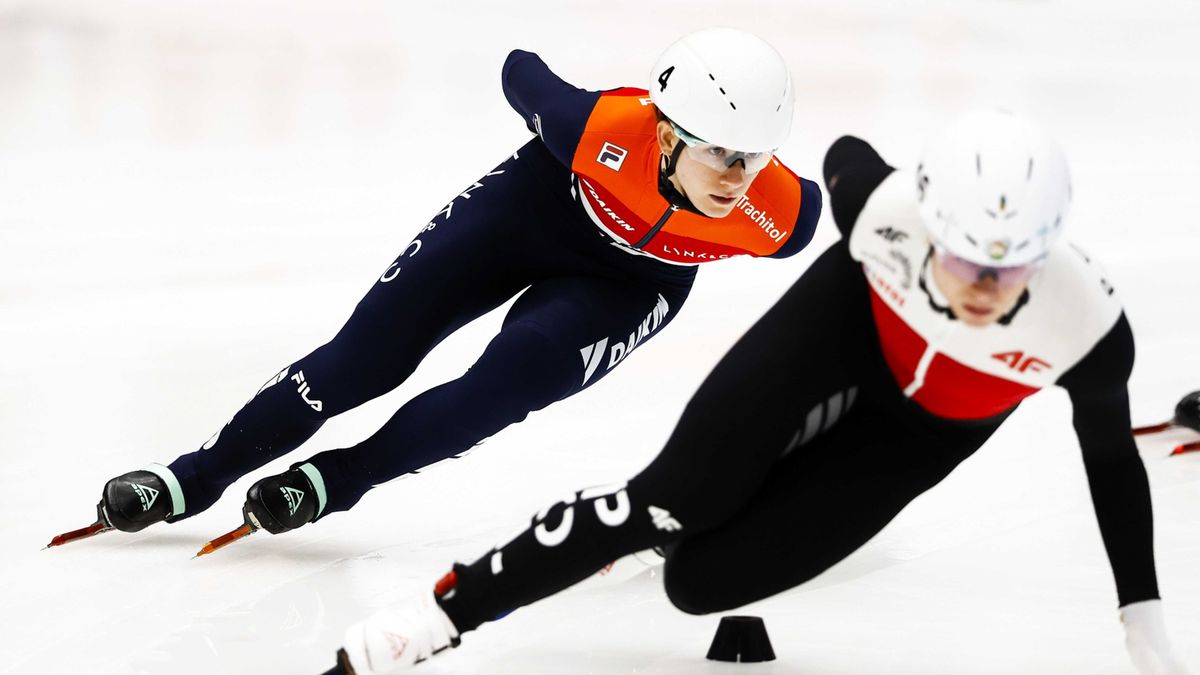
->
xmin=100 ymin=465 xmax=181 ymax=532
xmin=1174 ymin=391 xmax=1200 ymax=433
xmin=46 ymin=464 xmax=183 ymax=547
xmin=243 ymin=464 xmax=323 ymax=534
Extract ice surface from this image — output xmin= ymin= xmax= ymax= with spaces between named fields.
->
xmin=2 ymin=1 xmax=1198 ymax=673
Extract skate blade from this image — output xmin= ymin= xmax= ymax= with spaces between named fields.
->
xmin=1171 ymin=441 xmax=1200 ymax=456
xmin=1132 ymin=421 xmax=1175 ymax=436
xmin=194 ymin=523 xmax=256 ymax=558
xmin=45 ymin=520 xmax=113 ymax=549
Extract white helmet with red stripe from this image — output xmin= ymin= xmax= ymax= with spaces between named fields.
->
xmin=649 ymin=28 xmax=795 ymax=153
xmin=916 ymin=109 xmax=1072 ymax=267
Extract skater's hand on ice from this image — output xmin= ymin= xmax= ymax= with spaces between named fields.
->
xmin=1121 ymin=600 xmax=1189 ymax=675
xmin=340 ymin=592 xmax=461 ymax=674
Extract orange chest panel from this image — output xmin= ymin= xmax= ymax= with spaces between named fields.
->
xmin=569 ymin=90 xmax=804 ymax=265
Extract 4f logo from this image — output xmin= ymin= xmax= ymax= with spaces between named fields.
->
xmin=648 ymin=506 xmax=682 ymax=532
xmin=596 ymin=142 xmax=628 ymax=172
xmin=875 ymin=226 xmax=908 ymax=243
xmin=290 ymin=371 xmax=324 ymax=412
xmin=992 ymin=351 xmax=1052 ymax=374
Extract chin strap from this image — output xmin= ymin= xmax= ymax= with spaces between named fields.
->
xmin=995 ymin=289 xmax=1031 ymax=326
xmin=658 ymin=142 xmax=707 ymax=216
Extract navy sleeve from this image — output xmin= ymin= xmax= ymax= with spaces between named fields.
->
xmin=1057 ymin=313 xmax=1159 ymax=607
xmin=822 ymin=136 xmax=895 ymax=239
xmin=502 ymin=50 xmax=602 ymax=169
xmin=767 ymin=176 xmax=823 ymax=259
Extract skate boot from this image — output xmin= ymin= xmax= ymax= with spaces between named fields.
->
xmin=339 ymin=588 xmax=462 ymax=674
xmin=243 ymin=464 xmax=325 ymax=534
xmin=101 ymin=464 xmax=184 ymax=532
xmin=45 ymin=464 xmax=184 ymax=548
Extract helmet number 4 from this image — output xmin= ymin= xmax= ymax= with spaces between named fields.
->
xmin=658 ymin=66 xmax=675 ymax=92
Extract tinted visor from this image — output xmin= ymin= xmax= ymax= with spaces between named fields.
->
xmin=933 ymin=245 xmax=1042 ymax=289
xmin=672 ymin=122 xmax=774 ymax=173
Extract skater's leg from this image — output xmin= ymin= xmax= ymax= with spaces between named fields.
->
xmin=661 ymin=411 xmax=1001 ymax=615
xmin=433 ymin=243 xmax=877 ymax=632
xmin=303 ymin=272 xmax=693 ymax=515
xmin=164 ymin=155 xmax=538 ymax=517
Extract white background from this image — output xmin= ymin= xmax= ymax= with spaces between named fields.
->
xmin=1 ymin=1 xmax=1198 ymax=673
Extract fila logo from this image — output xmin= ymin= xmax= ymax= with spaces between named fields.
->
xmin=648 ymin=506 xmax=682 ymax=532
xmin=280 ymin=487 xmax=305 ymax=516
xmin=875 ymin=226 xmax=908 ymax=243
xmin=130 ymin=482 xmax=160 ymax=512
xmin=992 ymin=351 xmax=1052 ymax=373
xmin=290 ymin=371 xmax=324 ymax=412
xmin=596 ymin=142 xmax=628 ymax=171
xmin=638 ymin=97 xmax=653 ymax=106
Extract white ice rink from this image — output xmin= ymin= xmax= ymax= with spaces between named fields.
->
xmin=2 ymin=1 xmax=1198 ymax=673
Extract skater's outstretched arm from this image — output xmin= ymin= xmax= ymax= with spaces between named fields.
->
xmin=1058 ymin=313 xmax=1159 ymax=606
xmin=1061 ymin=316 xmax=1188 ymax=673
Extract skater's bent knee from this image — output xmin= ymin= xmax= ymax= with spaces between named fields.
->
xmin=662 ymin=554 xmax=732 ymax=616
xmin=477 ymin=321 xmax=578 ymax=396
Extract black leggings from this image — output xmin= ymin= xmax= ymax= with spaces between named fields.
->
xmin=441 ymin=240 xmax=1007 ymax=631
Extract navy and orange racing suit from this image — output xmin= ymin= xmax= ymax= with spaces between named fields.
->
xmin=163 ymin=50 xmax=822 ymax=519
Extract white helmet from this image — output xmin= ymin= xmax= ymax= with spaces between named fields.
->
xmin=649 ymin=28 xmax=794 ymax=153
xmin=916 ymin=109 xmax=1071 ymax=267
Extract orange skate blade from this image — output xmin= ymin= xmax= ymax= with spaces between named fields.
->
xmin=45 ymin=520 xmax=112 ymax=549
xmin=1132 ymin=422 xmax=1175 ymax=436
xmin=1170 ymin=441 xmax=1200 ymax=456
xmin=195 ymin=523 xmax=255 ymax=558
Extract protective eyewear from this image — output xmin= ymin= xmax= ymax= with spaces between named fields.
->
xmin=933 ymin=245 xmax=1042 ymax=289
xmin=672 ymin=123 xmax=774 ymax=174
